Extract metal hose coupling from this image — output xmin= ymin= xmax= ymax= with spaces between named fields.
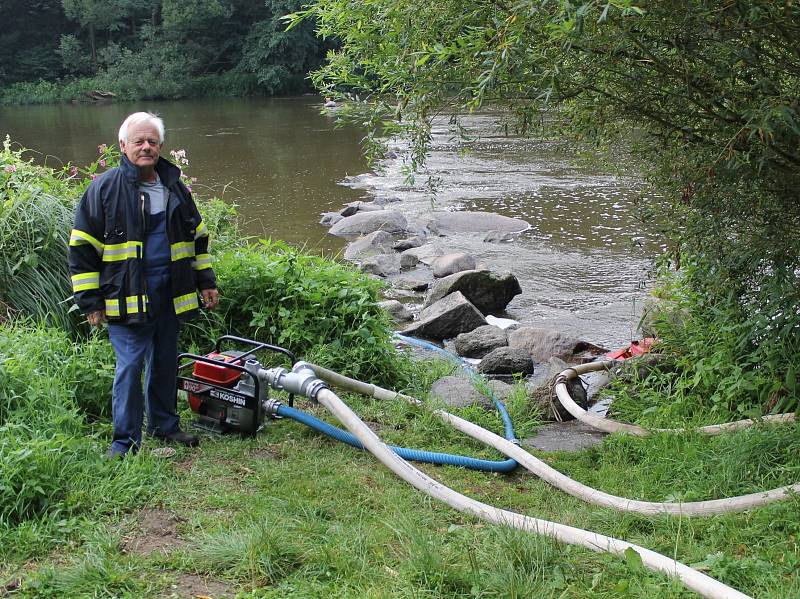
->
xmin=260 ymin=362 xmax=329 ymax=401
xmin=262 ymin=398 xmax=283 ymax=417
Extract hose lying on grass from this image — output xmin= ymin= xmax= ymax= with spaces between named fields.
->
xmin=281 ymin=371 xmax=752 ymax=599
xmin=307 ymin=362 xmax=800 ymax=516
xmin=553 ymin=360 xmax=796 ymax=437
xmin=275 ymin=403 xmax=517 ymax=472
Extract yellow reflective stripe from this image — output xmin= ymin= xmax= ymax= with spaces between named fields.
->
xmin=105 ymin=296 xmax=148 ymax=317
xmin=69 ymin=229 xmax=104 ymax=254
xmin=102 ymin=241 xmax=142 ymax=262
xmin=170 ymin=241 xmax=195 ymax=261
xmin=126 ymin=295 xmax=147 ymax=314
xmin=105 ymin=298 xmax=120 ymax=317
xmin=71 ymin=271 xmax=100 ymax=292
xmin=191 ymin=253 xmax=212 ymax=270
xmin=194 ymin=221 xmax=208 ymax=239
xmin=173 ymin=292 xmax=199 ymax=315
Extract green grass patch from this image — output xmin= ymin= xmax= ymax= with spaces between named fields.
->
xmin=10 ymin=402 xmax=798 ymax=598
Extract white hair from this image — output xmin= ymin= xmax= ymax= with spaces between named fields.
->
xmin=118 ymin=112 xmax=165 ymax=145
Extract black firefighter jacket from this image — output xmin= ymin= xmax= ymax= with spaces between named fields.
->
xmin=68 ymin=155 xmax=216 ymax=324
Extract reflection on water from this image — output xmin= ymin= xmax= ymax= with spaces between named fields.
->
xmin=2 ymin=100 xmax=661 ymax=347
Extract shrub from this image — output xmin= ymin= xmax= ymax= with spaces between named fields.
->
xmin=0 ymin=320 xmax=163 ymax=533
xmin=609 ymin=267 xmax=800 ymax=426
xmin=189 ymin=239 xmax=410 ymax=387
xmin=0 ymin=421 xmax=86 ymax=524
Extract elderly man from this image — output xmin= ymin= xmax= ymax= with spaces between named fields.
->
xmin=69 ymin=112 xmax=219 ymax=457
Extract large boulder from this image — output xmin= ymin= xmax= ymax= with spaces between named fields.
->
xmin=431 ymin=252 xmax=478 ymax=278
xmin=453 ymin=325 xmax=508 ymax=358
xmin=329 ymin=210 xmax=408 ymax=239
xmin=401 ymin=291 xmax=486 ymax=341
xmin=424 ymin=269 xmax=522 ymax=315
xmin=432 ymin=211 xmax=529 ymax=234
xmin=508 ymin=327 xmax=607 ymax=363
xmin=477 ymin=347 xmax=534 ymax=375
xmin=343 ymin=230 xmax=395 ymax=261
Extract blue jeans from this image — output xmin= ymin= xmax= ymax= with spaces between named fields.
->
xmin=108 ymin=270 xmax=180 ymax=454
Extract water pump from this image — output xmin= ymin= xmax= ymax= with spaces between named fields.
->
xmin=176 ymin=335 xmax=296 ymax=435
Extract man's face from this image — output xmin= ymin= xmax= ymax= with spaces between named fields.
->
xmin=120 ymin=122 xmax=162 ymax=169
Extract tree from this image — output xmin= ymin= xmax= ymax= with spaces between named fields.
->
xmin=296 ymin=1 xmax=800 ymax=316
xmin=0 ymin=0 xmax=69 ymax=85
xmin=240 ymin=0 xmax=328 ymax=94
xmin=61 ymin=0 xmax=127 ymax=66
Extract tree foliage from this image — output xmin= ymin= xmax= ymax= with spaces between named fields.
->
xmin=297 ymin=0 xmax=800 ymax=324
xmin=0 ymin=0 xmax=329 ymax=98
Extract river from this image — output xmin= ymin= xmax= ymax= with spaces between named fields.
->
xmin=1 ymin=97 xmax=661 ymax=348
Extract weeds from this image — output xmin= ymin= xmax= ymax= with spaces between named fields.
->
xmin=607 ymin=265 xmax=800 ymax=428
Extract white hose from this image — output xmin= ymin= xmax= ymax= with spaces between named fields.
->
xmin=315 ymin=386 xmax=752 ymax=599
xmin=308 ymin=363 xmax=800 ymax=515
xmin=554 ymin=361 xmax=795 ymax=437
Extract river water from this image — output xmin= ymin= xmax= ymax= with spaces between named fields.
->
xmin=1 ymin=97 xmax=661 ymax=348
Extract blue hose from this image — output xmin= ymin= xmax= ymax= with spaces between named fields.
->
xmin=276 ymin=404 xmax=517 ymax=473
xmin=273 ymin=333 xmax=519 ymax=473
xmin=394 ymin=333 xmax=518 ymax=443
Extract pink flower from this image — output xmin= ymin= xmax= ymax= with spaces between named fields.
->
xmin=69 ymin=166 xmax=79 ymax=176
xmin=170 ymin=149 xmax=189 ymax=165
xmin=90 ymin=173 xmax=98 ymax=180
xmin=97 ymin=144 xmax=107 ymax=154
xmin=4 ymin=164 xmax=17 ymax=173
xmin=99 ymin=159 xmax=106 ymax=168
xmin=186 ymin=185 xmax=193 ymax=192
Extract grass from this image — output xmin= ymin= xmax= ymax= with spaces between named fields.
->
xmin=2 ymin=376 xmax=798 ymax=598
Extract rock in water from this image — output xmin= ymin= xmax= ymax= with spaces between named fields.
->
xmin=431 ymin=252 xmax=478 ymax=278
xmin=454 ymin=325 xmax=508 ymax=358
xmin=329 ymin=210 xmax=408 ymax=239
xmin=425 ymin=269 xmax=522 ymax=315
xmin=402 ymin=291 xmax=486 ymax=341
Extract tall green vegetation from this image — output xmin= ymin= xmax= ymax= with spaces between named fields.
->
xmin=0 ymin=137 xmax=80 ymax=332
xmin=0 ymin=138 xmax=409 ymax=559
xmin=0 ymin=0 xmax=329 ymax=103
xmin=196 ymin=240 xmax=407 ymax=386
xmin=293 ymin=0 xmax=800 ymax=415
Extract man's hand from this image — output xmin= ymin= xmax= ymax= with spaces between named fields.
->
xmin=87 ymin=310 xmax=106 ymax=328
xmin=201 ymin=288 xmax=219 ymax=310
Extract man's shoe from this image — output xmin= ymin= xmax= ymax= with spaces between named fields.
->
xmin=106 ymin=448 xmax=126 ymax=460
xmin=155 ymin=429 xmax=199 ymax=447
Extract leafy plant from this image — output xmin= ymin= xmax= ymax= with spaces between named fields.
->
xmin=187 ymin=239 xmax=410 ymax=387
